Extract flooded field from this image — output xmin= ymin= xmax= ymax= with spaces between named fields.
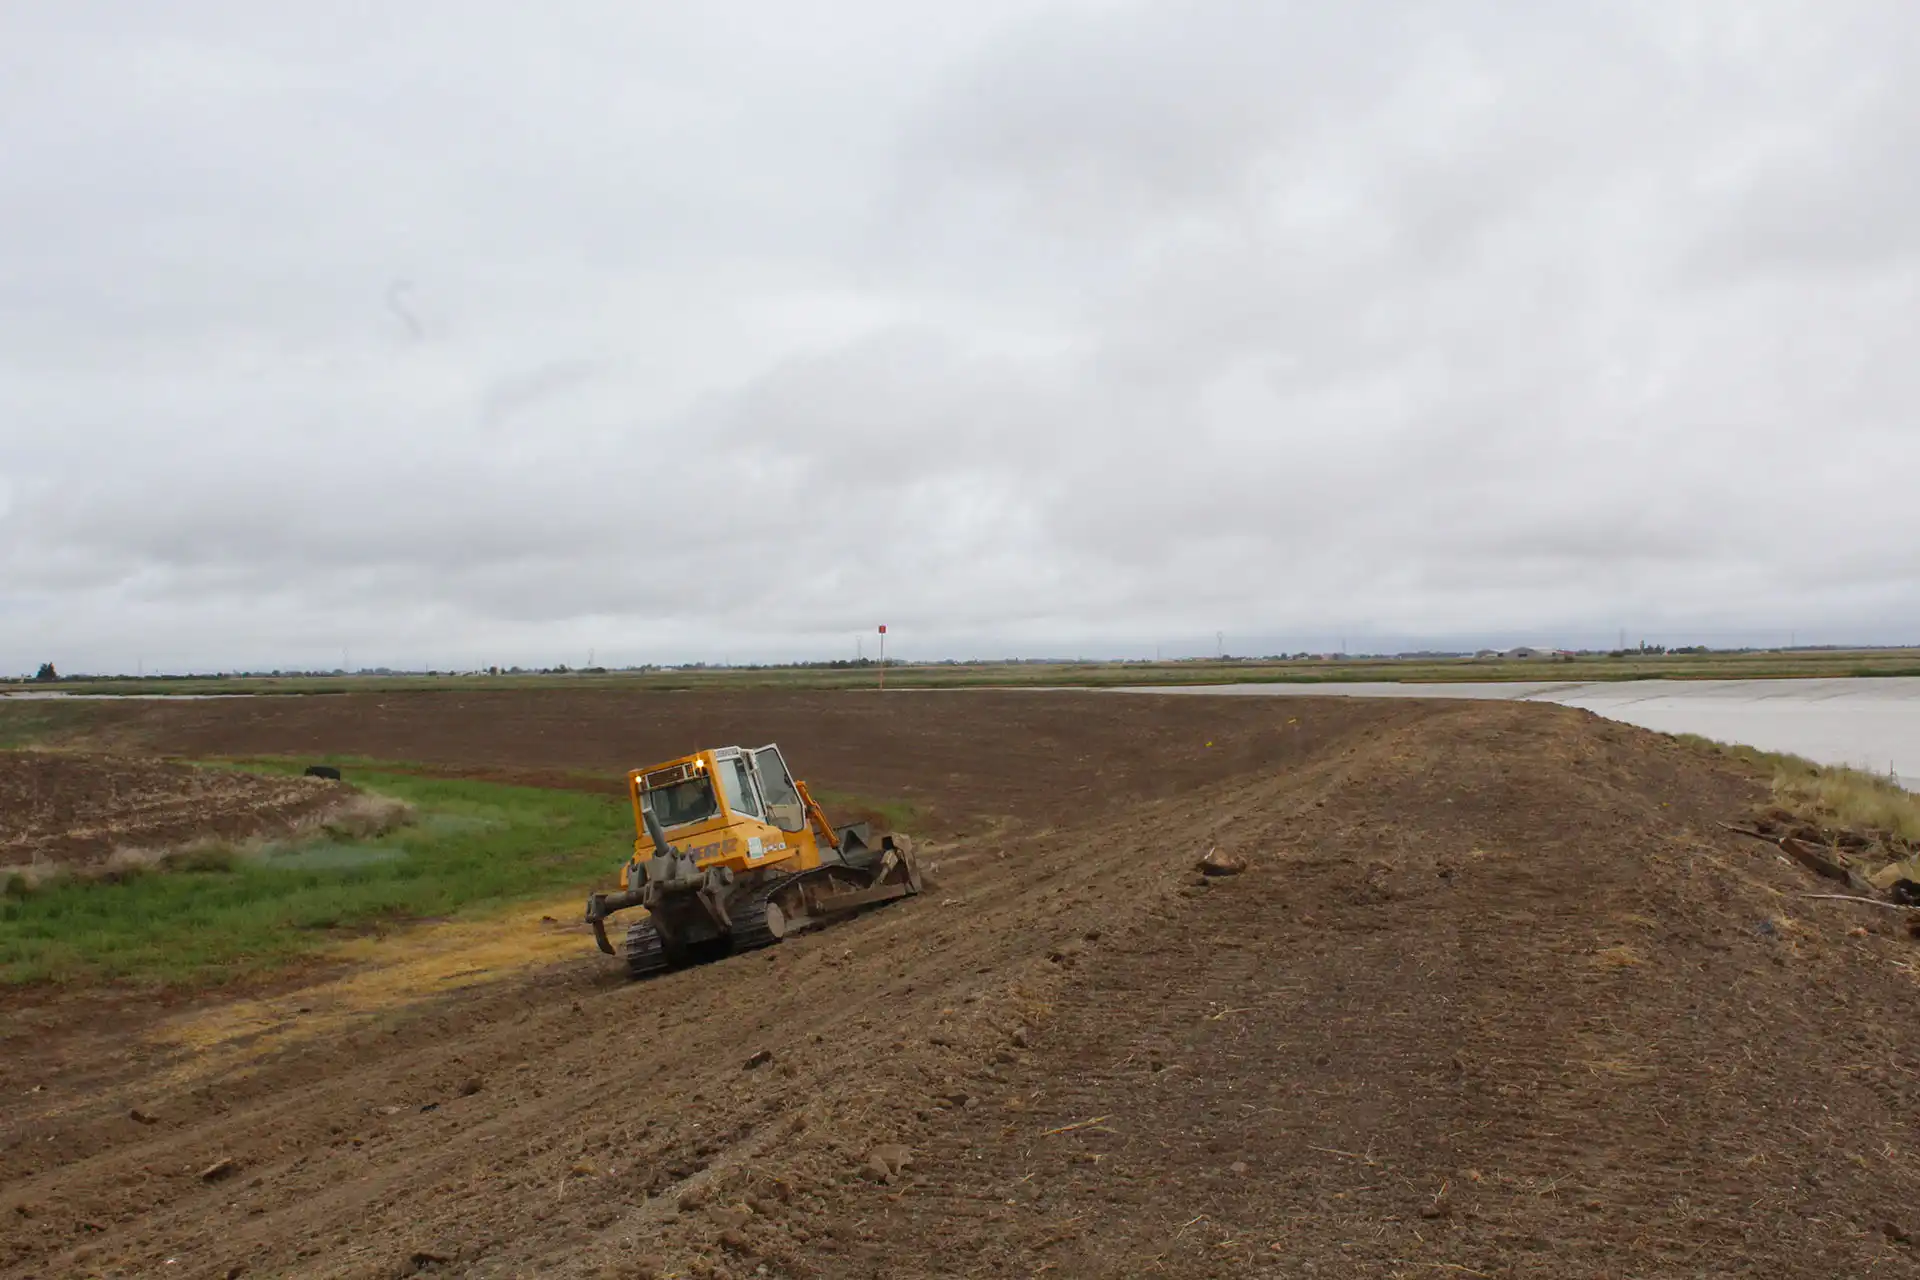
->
xmin=1124 ymin=676 xmax=1920 ymax=786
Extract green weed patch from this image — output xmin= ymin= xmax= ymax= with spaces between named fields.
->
xmin=0 ymin=766 xmax=631 ymax=987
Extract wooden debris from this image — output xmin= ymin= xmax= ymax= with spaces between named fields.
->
xmin=1798 ymin=894 xmax=1919 ymax=912
xmin=1040 ymin=1115 xmax=1111 ymax=1137
xmin=1778 ymin=837 xmax=1855 ymax=884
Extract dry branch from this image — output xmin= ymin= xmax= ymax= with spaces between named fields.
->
xmin=1040 ymin=1115 xmax=1111 ymax=1137
xmin=1797 ymin=893 xmax=1919 ymax=912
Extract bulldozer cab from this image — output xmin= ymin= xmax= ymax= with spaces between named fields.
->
xmin=625 ymin=744 xmax=825 ymax=882
xmin=634 ymin=745 xmax=806 ymax=834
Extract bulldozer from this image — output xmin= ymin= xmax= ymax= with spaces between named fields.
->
xmin=583 ymin=743 xmax=923 ymax=978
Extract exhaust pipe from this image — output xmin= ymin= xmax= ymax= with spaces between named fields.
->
xmin=643 ymin=805 xmax=673 ymax=858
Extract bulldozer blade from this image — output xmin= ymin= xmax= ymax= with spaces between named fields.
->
xmin=816 ymin=879 xmax=918 ymax=915
xmin=776 ymin=847 xmax=925 ymax=935
xmin=873 ymin=843 xmax=925 ymax=895
xmin=778 ymin=881 xmax=918 ymax=935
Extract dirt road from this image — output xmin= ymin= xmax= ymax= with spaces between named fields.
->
xmin=4 ymin=691 xmax=1919 ymax=1277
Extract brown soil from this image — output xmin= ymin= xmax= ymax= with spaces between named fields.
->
xmin=0 ymin=750 xmax=346 ymax=871
xmin=37 ymin=688 xmax=1392 ymax=835
xmin=4 ymin=691 xmax=1920 ymax=1278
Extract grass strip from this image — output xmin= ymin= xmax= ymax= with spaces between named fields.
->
xmin=1677 ymin=734 xmax=1920 ymax=842
xmin=0 ymin=765 xmax=633 ymax=987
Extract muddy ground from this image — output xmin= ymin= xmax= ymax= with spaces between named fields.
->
xmin=4 ymin=690 xmax=1920 ymax=1278
xmin=0 ymin=751 xmax=346 ymax=872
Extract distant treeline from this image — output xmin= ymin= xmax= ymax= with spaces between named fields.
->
xmin=14 ymin=643 xmax=1920 ymax=684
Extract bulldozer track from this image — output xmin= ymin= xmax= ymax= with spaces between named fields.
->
xmin=727 ymin=871 xmax=809 ymax=953
xmin=622 ymin=919 xmax=670 ymax=979
xmin=621 ymin=872 xmax=809 ymax=979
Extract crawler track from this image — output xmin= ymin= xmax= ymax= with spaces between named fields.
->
xmin=621 ymin=872 xmax=806 ymax=979
xmin=721 ymin=882 xmax=785 ymax=953
xmin=622 ymin=919 xmax=670 ymax=979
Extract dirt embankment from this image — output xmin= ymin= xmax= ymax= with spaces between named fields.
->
xmin=3 ymin=692 xmax=1919 ymax=1278
xmin=0 ymin=751 xmax=346 ymax=872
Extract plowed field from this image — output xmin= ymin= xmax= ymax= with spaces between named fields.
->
xmin=4 ymin=690 xmax=1920 ymax=1278
xmin=1 ymin=751 xmax=346 ymax=871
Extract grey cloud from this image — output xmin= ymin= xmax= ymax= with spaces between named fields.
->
xmin=3 ymin=0 xmax=1919 ymax=673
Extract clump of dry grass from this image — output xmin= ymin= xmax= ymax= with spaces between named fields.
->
xmin=161 ymin=841 xmax=246 ymax=873
xmin=3 ymin=793 xmax=417 ymax=898
xmin=1590 ymin=945 xmax=1646 ymax=969
xmin=102 ymin=845 xmax=167 ymax=876
xmin=1769 ymin=760 xmax=1920 ymax=842
xmin=314 ymin=793 xmax=416 ymax=840
xmin=2 ymin=862 xmax=61 ymax=897
xmin=1679 ymin=733 xmax=1920 ymax=866
xmin=58 ymin=838 xmax=246 ymax=886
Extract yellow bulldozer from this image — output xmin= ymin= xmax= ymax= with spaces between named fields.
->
xmin=584 ymin=743 xmax=923 ymax=978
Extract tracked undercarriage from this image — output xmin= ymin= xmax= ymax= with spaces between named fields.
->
xmin=583 ymin=743 xmax=924 ymax=978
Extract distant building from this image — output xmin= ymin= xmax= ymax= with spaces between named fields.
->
xmin=1503 ymin=646 xmax=1544 ymax=659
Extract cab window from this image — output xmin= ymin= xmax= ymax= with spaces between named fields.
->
xmin=645 ymin=776 xmax=717 ymax=828
xmin=717 ymin=757 xmax=763 ymax=820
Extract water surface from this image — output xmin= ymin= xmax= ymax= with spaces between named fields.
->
xmin=1121 ymin=677 xmax=1920 ymax=788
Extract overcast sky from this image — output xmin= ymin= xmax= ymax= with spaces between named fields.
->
xmin=3 ymin=1 xmax=1917 ymax=673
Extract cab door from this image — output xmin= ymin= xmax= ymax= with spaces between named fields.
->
xmin=750 ymin=746 xmax=808 ymax=832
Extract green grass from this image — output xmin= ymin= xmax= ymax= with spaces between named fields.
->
xmin=1677 ymin=734 xmax=1920 ymax=843
xmin=0 ymin=701 xmax=104 ymax=748
xmin=813 ymin=790 xmax=923 ymax=834
xmin=0 ymin=765 xmax=634 ymax=987
xmin=196 ymin=752 xmax=436 ymax=778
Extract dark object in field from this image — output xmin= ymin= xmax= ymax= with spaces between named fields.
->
xmin=1778 ymin=836 xmax=1854 ymax=883
xmin=304 ymin=765 xmax=342 ymax=780
xmin=1778 ymin=836 xmax=1875 ymax=892
xmin=1198 ymin=847 xmax=1248 ymax=876
xmin=1891 ymin=879 xmax=1920 ymax=906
